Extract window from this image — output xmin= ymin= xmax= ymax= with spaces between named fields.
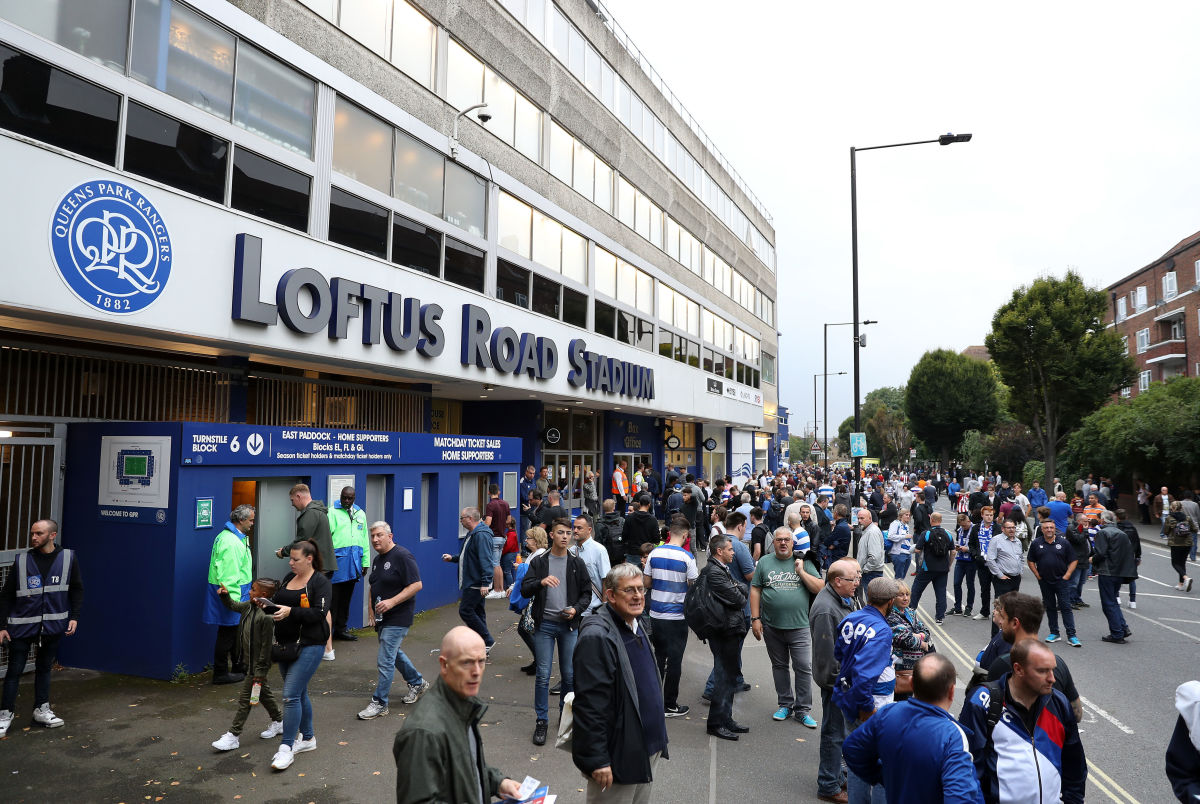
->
xmin=1170 ymin=319 xmax=1184 ymax=340
xmin=333 ymin=97 xmax=392 ymax=193
xmin=616 ymin=310 xmax=635 ymax=345
xmin=0 ymin=44 xmax=119 ymax=165
xmin=444 ymin=237 xmax=484 ymax=292
xmin=594 ymin=301 xmax=615 ymax=338
xmin=394 ymin=129 xmax=444 ymax=216
xmin=446 ymin=39 xmax=483 ymax=110
xmin=1136 ymin=328 xmax=1150 ymax=353
xmin=329 ymin=187 xmax=388 ymax=258
xmin=340 ymin=0 xmax=391 ymax=55
xmin=1139 ymin=370 xmax=1151 ymax=391
xmin=762 ymin=353 xmax=776 ymax=385
xmin=392 ymin=215 xmax=440 ymax=276
xmin=497 ymin=193 xmax=532 ymax=257
xmin=1 ymin=0 xmax=129 ymax=71
xmin=391 ymin=0 xmax=435 ymax=89
xmin=1196 ymin=259 xmax=1200 ymax=286
xmin=548 ymin=122 xmax=573 ymax=185
xmin=496 ymin=259 xmax=530 ymax=307
xmin=562 ymin=288 xmax=587 ymax=328
xmin=572 ymin=140 xmax=594 ymax=198
xmin=419 ymin=472 xmax=436 ymax=540
xmin=513 ymin=93 xmax=541 ymax=162
xmin=561 ymin=229 xmax=586 ymax=284
xmin=1133 ymin=285 xmax=1147 ymax=311
xmin=233 ymin=42 xmax=315 ymax=156
xmin=616 ymin=177 xmax=635 ymax=228
xmin=658 ymin=329 xmax=672 ymax=359
xmin=484 ymin=68 xmax=517 ymax=148
xmin=1121 ymin=336 xmax=1129 ymax=356
xmin=443 ymin=162 xmax=486 ymax=236
xmin=124 ymin=101 xmax=227 ymax=202
xmin=1120 ymin=387 xmax=1131 ymax=399
xmin=532 ymin=211 xmax=561 ymax=273
xmin=231 ymin=148 xmax=310 ymax=232
xmin=1163 ymin=271 xmax=1178 ymax=300
xmin=1116 ymin=297 xmax=1127 ymax=322
xmin=132 ymin=0 xmax=235 ymax=119
xmin=596 ymin=248 xmax=617 ymax=297
xmin=531 ymin=274 xmax=560 ymax=319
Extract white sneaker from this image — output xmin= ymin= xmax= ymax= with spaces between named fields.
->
xmin=971 ymin=613 xmax=986 ymax=621
xmin=32 ymin=703 xmax=63 ymax=728
xmin=0 ymin=710 xmax=12 ymax=738
xmin=486 ymin=589 xmax=506 ymax=599
xmin=402 ymin=680 xmax=430 ymax=705
xmin=1129 ymin=601 xmax=1137 ymax=609
xmin=293 ymin=736 xmax=317 ymax=754
xmin=270 ymin=744 xmax=294 ymax=770
xmin=358 ymin=700 xmax=388 ymax=720
xmin=323 ymin=649 xmax=335 ymax=661
xmin=260 ymin=720 xmax=284 ymax=739
xmin=1115 ymin=596 xmax=1121 ymax=606
xmin=211 ymin=732 xmax=240 ymax=751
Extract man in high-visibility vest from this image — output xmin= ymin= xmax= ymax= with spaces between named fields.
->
xmin=1 ymin=518 xmax=84 ymax=736
xmin=204 ymin=505 xmax=255 ymax=684
xmin=612 ymin=460 xmax=629 ymax=515
xmin=329 ymin=486 xmax=370 ymax=642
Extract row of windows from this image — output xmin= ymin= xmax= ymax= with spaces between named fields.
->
xmin=296 ymin=0 xmax=437 ymax=90
xmin=289 ymin=0 xmax=776 ymax=327
xmin=655 ymin=331 xmax=761 ymax=388
xmin=498 ymin=0 xmax=776 ymax=271
xmin=1115 ymin=268 xmax=1199 ymax=322
xmin=333 ymin=95 xmax=487 ymax=237
xmin=497 ymin=192 xmax=587 ymax=284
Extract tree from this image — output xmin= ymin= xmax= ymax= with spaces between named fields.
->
xmin=836 ymin=414 xmax=855 ymax=454
xmin=1061 ymin=376 xmax=1200 ymax=488
xmin=985 ymin=271 xmax=1136 ymax=489
xmin=905 ymin=350 xmax=1000 ymax=467
xmin=863 ymin=386 xmax=912 ymax=464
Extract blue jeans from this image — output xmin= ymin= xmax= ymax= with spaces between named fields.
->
xmin=1072 ymin=560 xmax=1089 ymax=604
xmin=533 ymin=619 xmax=576 ymax=721
xmin=1039 ymin=577 xmax=1076 ymax=638
xmin=891 ymin=555 xmax=911 ymax=580
xmin=500 ymin=552 xmax=517 ymax=588
xmin=1 ymin=635 xmax=60 ymax=711
xmin=458 ymin=587 xmax=493 ymax=648
xmin=818 ymin=687 xmax=848 ymax=796
xmin=952 ymin=560 xmax=976 ymax=612
xmin=278 ymin=644 xmax=324 ymax=747
xmin=846 ymin=717 xmax=888 ymax=804
xmin=1097 ymin=575 xmax=1128 ymax=638
xmin=373 ymin=625 xmax=423 ymax=707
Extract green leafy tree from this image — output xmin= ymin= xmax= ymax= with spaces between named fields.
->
xmin=987 ymin=421 xmax=1040 ymax=480
xmin=1061 ymin=377 xmax=1200 ymax=487
xmin=905 ymin=350 xmax=1000 ymax=467
xmin=836 ymin=414 xmax=855 ymax=454
xmin=863 ymin=386 xmax=911 ymax=464
xmin=985 ymin=271 xmax=1136 ymax=489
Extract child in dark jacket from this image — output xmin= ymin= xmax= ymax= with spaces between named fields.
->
xmin=211 ymin=578 xmax=284 ymax=751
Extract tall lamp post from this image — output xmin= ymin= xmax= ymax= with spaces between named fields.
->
xmin=814 ymin=371 xmax=846 ymax=467
xmin=824 ymin=320 xmax=875 ymax=474
xmin=850 ymin=132 xmax=972 ymax=481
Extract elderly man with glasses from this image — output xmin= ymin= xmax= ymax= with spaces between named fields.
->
xmin=810 ymin=558 xmax=862 ymax=804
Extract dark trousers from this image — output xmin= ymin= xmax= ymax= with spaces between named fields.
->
xmin=817 ymin=686 xmax=848 ymax=796
xmin=213 ymin=624 xmax=243 ymax=675
xmin=648 ymin=618 xmax=688 ymax=709
xmin=975 ymin=560 xmax=994 ymax=613
xmin=706 ymin=633 xmax=742 ymax=730
xmin=1 ymin=635 xmax=60 ymax=711
xmin=331 ymin=578 xmax=358 ymax=633
xmin=1171 ymin=546 xmax=1190 ymax=583
xmin=910 ymin=570 xmax=948 ymax=620
xmin=458 ymin=587 xmax=494 ymax=648
xmin=1097 ymin=575 xmax=1128 ymax=638
xmin=952 ymin=560 xmax=976 ymax=612
xmin=990 ymin=575 xmax=1022 ymax=635
xmin=1038 ymin=577 xmax=1076 ymax=638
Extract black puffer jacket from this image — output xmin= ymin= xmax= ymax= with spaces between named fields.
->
xmin=703 ymin=559 xmax=748 ymax=637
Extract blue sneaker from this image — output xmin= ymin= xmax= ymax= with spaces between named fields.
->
xmin=772 ymin=707 xmax=790 ymax=721
xmin=798 ymin=714 xmax=818 ymax=728
xmin=1045 ymin=633 xmax=1060 ymax=643
xmin=1067 ymin=636 xmax=1082 ymax=647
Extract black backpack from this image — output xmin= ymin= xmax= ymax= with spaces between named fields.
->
xmin=925 ymin=526 xmax=952 ymax=558
xmin=683 ymin=565 xmax=723 ymax=641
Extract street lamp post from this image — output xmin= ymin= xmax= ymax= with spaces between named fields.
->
xmin=824 ymin=320 xmax=875 ymax=474
xmin=815 ymin=370 xmax=846 ymax=467
xmin=850 ymin=133 xmax=971 ymax=481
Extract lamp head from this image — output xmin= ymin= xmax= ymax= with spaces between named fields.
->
xmin=938 ymin=133 xmax=972 ymax=145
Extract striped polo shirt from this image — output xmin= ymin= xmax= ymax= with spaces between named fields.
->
xmin=644 ymin=544 xmax=698 ymax=620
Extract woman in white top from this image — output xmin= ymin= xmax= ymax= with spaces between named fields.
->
xmin=887 ymin=508 xmax=915 ymax=579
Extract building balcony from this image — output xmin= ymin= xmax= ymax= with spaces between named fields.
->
xmin=1140 ymin=338 xmax=1187 ymax=364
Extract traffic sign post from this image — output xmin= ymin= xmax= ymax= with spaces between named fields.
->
xmin=810 ymin=439 xmax=822 ymax=454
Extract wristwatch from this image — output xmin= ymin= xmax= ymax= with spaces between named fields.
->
xmin=750 ymin=617 xmax=761 ymax=622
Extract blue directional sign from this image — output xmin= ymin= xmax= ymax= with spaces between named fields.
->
xmin=849 ymin=432 xmax=868 ymax=458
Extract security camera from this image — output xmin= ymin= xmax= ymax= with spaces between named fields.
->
xmin=477 ymin=110 xmax=492 ymax=124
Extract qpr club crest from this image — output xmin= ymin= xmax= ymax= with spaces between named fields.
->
xmin=49 ymin=180 xmax=172 ymax=314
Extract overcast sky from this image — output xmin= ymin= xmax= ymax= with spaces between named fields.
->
xmin=600 ymin=0 xmax=1200 ymax=438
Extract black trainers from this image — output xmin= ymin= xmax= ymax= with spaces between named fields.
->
xmin=947 ymin=608 xmax=962 ymax=617
xmin=664 ymin=705 xmax=690 ymax=718
xmin=532 ymin=719 xmax=548 ymax=746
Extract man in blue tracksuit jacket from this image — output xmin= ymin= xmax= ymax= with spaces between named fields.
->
xmin=442 ymin=507 xmax=498 ymax=650
xmin=843 ymin=653 xmax=983 ymax=804
xmin=959 ymin=638 xmax=1086 ymax=804
xmin=834 ymin=576 xmax=899 ymax=804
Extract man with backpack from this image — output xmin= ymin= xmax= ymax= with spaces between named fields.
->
xmin=910 ymin=511 xmax=953 ymax=624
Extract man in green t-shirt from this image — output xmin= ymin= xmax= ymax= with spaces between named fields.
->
xmin=750 ymin=526 xmax=826 ymax=726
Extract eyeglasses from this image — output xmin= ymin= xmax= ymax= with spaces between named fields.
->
xmin=613 ymin=586 xmax=644 ymax=597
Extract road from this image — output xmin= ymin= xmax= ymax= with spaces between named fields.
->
xmin=0 ymin=497 xmax=1194 ymax=802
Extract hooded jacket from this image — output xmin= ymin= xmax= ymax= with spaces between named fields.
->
xmin=1166 ymin=680 xmax=1200 ymax=802
xmin=621 ymin=509 xmax=660 ymax=554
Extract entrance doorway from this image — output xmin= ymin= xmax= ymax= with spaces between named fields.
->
xmin=232 ymin=476 xmax=303 ymax=579
xmin=612 ymin=452 xmax=654 ymax=496
xmin=542 ymin=409 xmax=601 ymax=515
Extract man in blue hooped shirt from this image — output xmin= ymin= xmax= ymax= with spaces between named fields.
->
xmin=834 ymin=576 xmax=899 ymax=804
xmin=843 ymin=653 xmax=983 ymax=803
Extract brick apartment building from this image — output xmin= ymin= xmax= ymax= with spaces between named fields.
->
xmin=1106 ymin=230 xmax=1200 ymax=397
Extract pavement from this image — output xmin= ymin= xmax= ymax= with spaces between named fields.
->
xmin=0 ymin=496 xmax=1194 ymax=803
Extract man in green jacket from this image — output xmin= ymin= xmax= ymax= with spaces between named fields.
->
xmin=393 ymin=626 xmax=521 ymax=804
